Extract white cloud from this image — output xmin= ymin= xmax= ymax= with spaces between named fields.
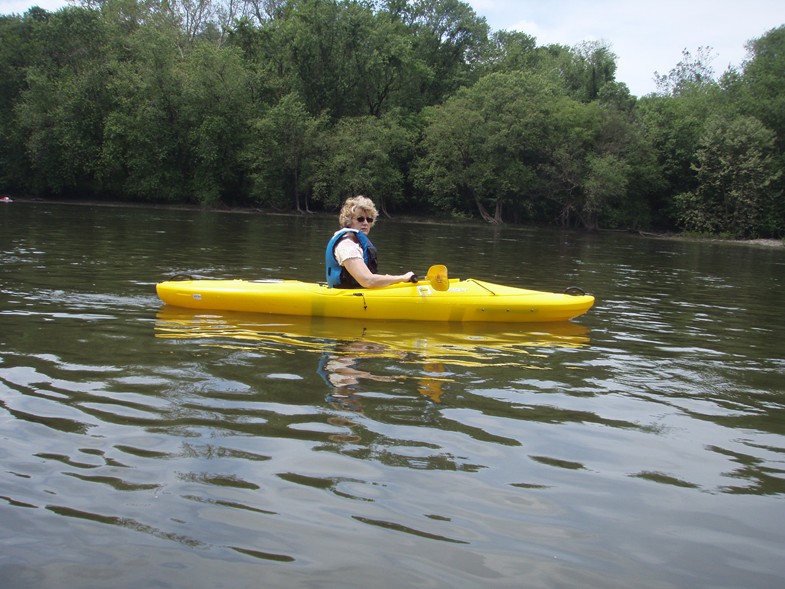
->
xmin=468 ymin=0 xmax=785 ymax=96
xmin=506 ymin=19 xmax=543 ymax=39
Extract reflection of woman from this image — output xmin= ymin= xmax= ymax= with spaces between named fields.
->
xmin=319 ymin=341 xmax=395 ymax=414
xmin=325 ymin=195 xmax=414 ymax=289
xmin=320 ymin=342 xmax=394 ymax=390
xmin=319 ymin=341 xmax=449 ymax=415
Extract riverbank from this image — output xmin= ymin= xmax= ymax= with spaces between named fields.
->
xmin=637 ymin=230 xmax=783 ymax=248
xmin=5 ymin=195 xmax=783 ymax=248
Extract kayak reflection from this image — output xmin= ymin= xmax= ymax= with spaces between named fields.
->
xmin=155 ymin=307 xmax=590 ymax=356
xmin=154 ymin=306 xmax=591 ymax=407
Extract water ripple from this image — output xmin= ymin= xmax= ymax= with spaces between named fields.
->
xmin=3 ymin=205 xmax=785 ymax=588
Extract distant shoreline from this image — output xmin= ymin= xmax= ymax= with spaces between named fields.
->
xmin=6 ymin=195 xmax=783 ymax=248
xmin=636 ymin=230 xmax=783 ymax=248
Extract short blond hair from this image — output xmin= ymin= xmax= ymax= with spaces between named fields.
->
xmin=338 ymin=195 xmax=378 ymax=227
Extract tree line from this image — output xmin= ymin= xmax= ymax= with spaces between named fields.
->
xmin=1 ymin=0 xmax=783 ymax=238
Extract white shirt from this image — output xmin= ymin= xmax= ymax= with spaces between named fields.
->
xmin=333 ymin=232 xmax=363 ymax=266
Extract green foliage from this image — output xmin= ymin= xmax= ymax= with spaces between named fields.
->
xmin=654 ymin=46 xmax=718 ymax=96
xmin=737 ymin=25 xmax=785 ymax=154
xmin=583 ymin=153 xmax=630 ymax=229
xmin=11 ymin=6 xmax=113 ymax=195
xmin=98 ymin=20 xmax=189 ymax=200
xmin=563 ymin=40 xmax=619 ymax=102
xmin=636 ymin=84 xmax=724 ymax=227
xmin=536 ymin=98 xmax=602 ymax=226
xmin=245 ymin=92 xmax=326 ymax=210
xmin=277 ymin=0 xmax=367 ymax=118
xmin=386 ymin=0 xmax=490 ymax=107
xmin=415 ymin=71 xmax=559 ymax=223
xmin=180 ymin=43 xmax=254 ymax=205
xmin=479 ymin=29 xmax=539 ymax=75
xmin=0 ymin=1 xmax=783 ymax=237
xmin=675 ymin=115 xmax=782 ymax=238
xmin=311 ymin=111 xmax=414 ymax=213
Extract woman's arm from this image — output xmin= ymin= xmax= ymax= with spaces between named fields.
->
xmin=342 ymin=258 xmax=414 ymax=288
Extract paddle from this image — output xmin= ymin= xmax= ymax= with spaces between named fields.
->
xmin=410 ymin=264 xmax=449 ymax=291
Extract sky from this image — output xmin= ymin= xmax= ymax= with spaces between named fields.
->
xmin=466 ymin=0 xmax=785 ymax=95
xmin=2 ymin=0 xmax=785 ymax=96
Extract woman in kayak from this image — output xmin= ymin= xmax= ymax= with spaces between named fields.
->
xmin=325 ymin=195 xmax=414 ymax=289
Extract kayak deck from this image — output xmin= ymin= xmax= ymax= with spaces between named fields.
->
xmin=155 ymin=278 xmax=594 ymax=323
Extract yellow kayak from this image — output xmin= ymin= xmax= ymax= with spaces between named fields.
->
xmin=155 ymin=276 xmax=594 ymax=323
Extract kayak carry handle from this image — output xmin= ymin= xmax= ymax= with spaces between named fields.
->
xmin=564 ymin=286 xmax=586 ymax=296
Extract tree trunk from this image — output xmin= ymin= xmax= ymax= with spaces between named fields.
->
xmin=494 ymin=198 xmax=503 ymax=224
xmin=473 ymin=190 xmax=501 ymax=224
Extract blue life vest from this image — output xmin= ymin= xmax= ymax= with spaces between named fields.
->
xmin=325 ymin=229 xmax=378 ymax=288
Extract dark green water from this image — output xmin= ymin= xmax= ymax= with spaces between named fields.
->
xmin=1 ymin=202 xmax=784 ymax=588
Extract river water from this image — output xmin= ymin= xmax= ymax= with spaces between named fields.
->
xmin=1 ymin=202 xmax=784 ymax=588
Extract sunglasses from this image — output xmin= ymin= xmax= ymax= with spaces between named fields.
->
xmin=355 ymin=216 xmax=374 ymax=224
